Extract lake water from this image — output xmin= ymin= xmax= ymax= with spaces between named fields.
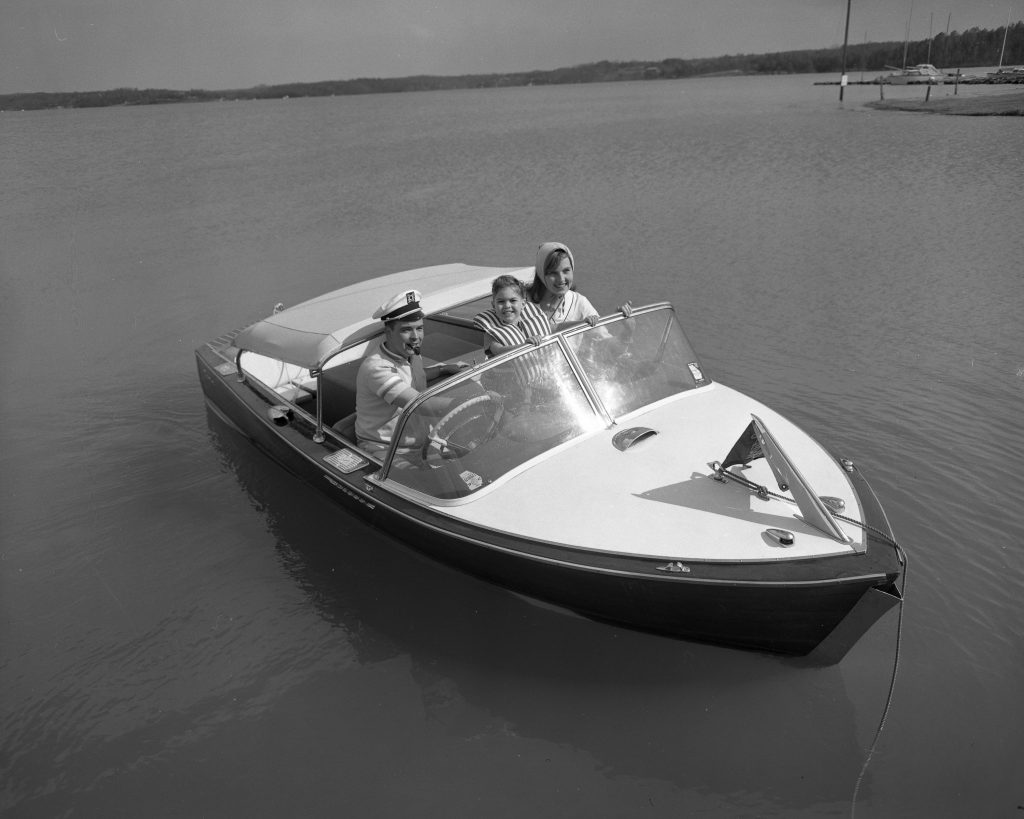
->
xmin=2 ymin=74 xmax=1022 ymax=817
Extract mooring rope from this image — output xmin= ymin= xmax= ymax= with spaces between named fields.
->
xmin=850 ymin=545 xmax=907 ymax=818
xmin=710 ymin=463 xmax=907 ymax=818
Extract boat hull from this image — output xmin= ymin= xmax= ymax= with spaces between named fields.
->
xmin=883 ymin=75 xmax=942 ymax=85
xmin=197 ymin=344 xmax=902 ymax=660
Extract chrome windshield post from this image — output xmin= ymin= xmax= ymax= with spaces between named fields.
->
xmin=556 ymin=332 xmax=614 ymax=428
xmin=312 ymin=369 xmax=325 ymax=443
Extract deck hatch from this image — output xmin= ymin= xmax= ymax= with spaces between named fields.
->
xmin=612 ymin=427 xmax=658 ymax=451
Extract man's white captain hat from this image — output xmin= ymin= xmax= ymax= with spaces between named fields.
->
xmin=373 ymin=289 xmax=423 ymax=323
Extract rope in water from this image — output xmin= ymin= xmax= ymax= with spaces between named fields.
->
xmin=710 ymin=464 xmax=908 ymax=818
xmin=851 ymin=545 xmax=907 ymax=819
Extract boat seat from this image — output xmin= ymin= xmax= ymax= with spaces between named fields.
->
xmin=332 ymin=411 xmax=358 ymax=442
xmin=239 ymin=351 xmax=317 ymax=403
xmin=320 ymin=360 xmax=363 ymax=426
xmin=276 ymin=383 xmax=316 ymax=404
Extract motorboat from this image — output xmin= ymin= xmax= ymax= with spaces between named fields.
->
xmin=986 ymin=66 xmax=1024 ymax=81
xmin=196 ymin=263 xmax=904 ymax=661
xmin=880 ymin=63 xmax=945 ymax=84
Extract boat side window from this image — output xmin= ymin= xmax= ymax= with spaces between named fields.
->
xmin=420 ymin=317 xmax=486 ymax=363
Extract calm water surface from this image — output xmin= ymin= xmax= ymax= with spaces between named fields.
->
xmin=2 ymin=75 xmax=1022 ymax=817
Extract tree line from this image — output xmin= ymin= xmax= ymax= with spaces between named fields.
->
xmin=2 ymin=22 xmax=1021 ymax=111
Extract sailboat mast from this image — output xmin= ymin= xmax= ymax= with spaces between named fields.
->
xmin=927 ymin=12 xmax=934 ymax=64
xmin=902 ymin=0 xmax=914 ymax=70
xmin=839 ymin=0 xmax=852 ymax=100
xmin=998 ymin=8 xmax=1010 ymax=69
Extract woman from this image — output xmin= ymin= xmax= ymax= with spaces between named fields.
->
xmin=527 ymin=242 xmax=631 ymax=329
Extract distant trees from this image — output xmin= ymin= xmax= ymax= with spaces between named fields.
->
xmin=843 ymin=22 xmax=1022 ymax=71
xmin=0 ymin=87 xmax=211 ymax=109
xmin=2 ymin=22 xmax=1021 ymax=111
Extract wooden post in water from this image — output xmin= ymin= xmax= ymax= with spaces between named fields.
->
xmin=839 ymin=0 xmax=852 ymax=101
xmin=925 ymin=83 xmax=932 ymax=102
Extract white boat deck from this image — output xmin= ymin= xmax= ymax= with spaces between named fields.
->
xmin=444 ymin=384 xmax=865 ymax=563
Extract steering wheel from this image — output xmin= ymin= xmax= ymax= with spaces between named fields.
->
xmin=422 ymin=393 xmax=503 ymax=459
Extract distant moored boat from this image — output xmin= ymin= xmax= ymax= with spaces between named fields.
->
xmin=880 ymin=64 xmax=945 ymax=84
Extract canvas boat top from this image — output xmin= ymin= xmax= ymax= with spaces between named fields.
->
xmin=234 ymin=263 xmax=527 ymax=370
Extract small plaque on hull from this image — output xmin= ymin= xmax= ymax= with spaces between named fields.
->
xmin=324 ymin=449 xmax=368 ymax=473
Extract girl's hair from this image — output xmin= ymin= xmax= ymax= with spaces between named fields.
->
xmin=491 ymin=275 xmax=526 ymax=298
xmin=527 ymin=248 xmax=576 ymax=303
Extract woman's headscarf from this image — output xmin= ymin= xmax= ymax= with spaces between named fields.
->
xmin=535 ymin=242 xmax=575 ymax=278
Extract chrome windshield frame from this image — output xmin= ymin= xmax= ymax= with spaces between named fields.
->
xmin=378 ymin=302 xmax=704 ymax=487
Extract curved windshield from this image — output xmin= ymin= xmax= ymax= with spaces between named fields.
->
xmin=564 ymin=306 xmax=708 ymax=418
xmin=385 ymin=342 xmax=603 ymax=499
xmin=382 ymin=305 xmax=708 ymax=500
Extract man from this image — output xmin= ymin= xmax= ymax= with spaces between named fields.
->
xmin=354 ymin=289 xmax=470 ymax=463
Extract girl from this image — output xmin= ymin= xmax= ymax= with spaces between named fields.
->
xmin=527 ymin=242 xmax=631 ymax=329
xmin=473 ymin=275 xmax=551 ymax=357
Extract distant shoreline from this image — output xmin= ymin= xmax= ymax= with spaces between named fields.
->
xmin=865 ymin=90 xmax=1024 ymax=116
xmin=3 ymin=21 xmax=1022 ymax=112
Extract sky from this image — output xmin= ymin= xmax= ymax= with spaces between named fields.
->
xmin=2 ymin=0 xmax=1019 ymax=95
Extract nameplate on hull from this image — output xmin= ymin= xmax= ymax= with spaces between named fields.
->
xmin=324 ymin=449 xmax=368 ymax=473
